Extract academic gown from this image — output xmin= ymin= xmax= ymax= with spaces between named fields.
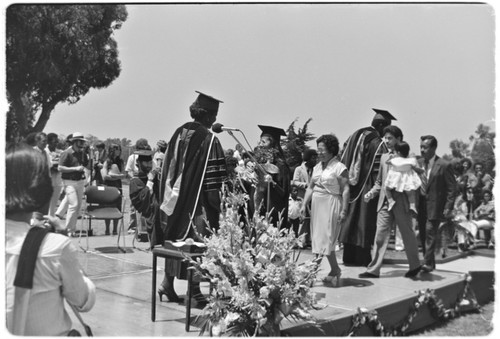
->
xmin=339 ymin=126 xmax=388 ymax=266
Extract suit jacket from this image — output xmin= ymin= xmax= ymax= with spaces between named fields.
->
xmin=420 ymin=156 xmax=456 ymax=221
xmin=368 ymin=152 xmax=409 ymax=212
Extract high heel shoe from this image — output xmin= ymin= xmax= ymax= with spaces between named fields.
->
xmin=322 ymin=271 xmax=341 ymax=287
xmin=158 ymin=285 xmax=183 ymax=303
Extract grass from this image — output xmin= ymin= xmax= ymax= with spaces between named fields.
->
xmin=410 ymin=301 xmax=495 ymax=336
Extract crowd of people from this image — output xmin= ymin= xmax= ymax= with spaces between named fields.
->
xmin=6 ymin=91 xmax=495 ymax=333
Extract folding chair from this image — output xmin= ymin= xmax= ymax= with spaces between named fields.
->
xmin=78 ymin=185 xmax=127 ymax=253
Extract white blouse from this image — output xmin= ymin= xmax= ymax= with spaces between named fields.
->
xmin=5 ymin=219 xmax=96 ymax=335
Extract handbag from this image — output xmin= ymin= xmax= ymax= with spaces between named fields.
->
xmin=12 ymin=226 xmax=93 ymax=336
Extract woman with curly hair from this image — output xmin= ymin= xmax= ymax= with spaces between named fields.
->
xmin=301 ymin=134 xmax=350 ymax=286
xmin=101 ymin=143 xmax=125 ymax=235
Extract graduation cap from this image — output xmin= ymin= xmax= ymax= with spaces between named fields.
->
xmin=372 ymin=108 xmax=396 ymax=122
xmin=134 ymin=148 xmax=154 ymax=161
xmin=258 ymin=125 xmax=287 ymax=141
xmin=193 ymin=91 xmax=224 ymax=114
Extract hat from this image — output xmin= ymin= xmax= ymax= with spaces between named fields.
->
xmin=258 ymin=125 xmax=287 ymax=141
xmin=193 ymin=91 xmax=223 ymax=114
xmin=134 ymin=147 xmax=154 ymax=161
xmin=134 ymin=149 xmax=154 ymax=157
xmin=70 ymin=132 xmax=86 ymax=142
xmin=157 ymin=140 xmax=168 ymax=148
xmin=372 ymin=108 xmax=396 ymax=122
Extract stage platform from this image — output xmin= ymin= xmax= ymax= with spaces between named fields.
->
xmin=68 ymin=228 xmax=495 ymax=337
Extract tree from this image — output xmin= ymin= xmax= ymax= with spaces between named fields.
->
xmin=449 ymin=139 xmax=471 ymax=159
xmin=282 ymin=118 xmax=315 ymax=173
xmin=6 ymin=4 xmax=128 ymax=141
xmin=470 ymin=123 xmax=495 ymax=173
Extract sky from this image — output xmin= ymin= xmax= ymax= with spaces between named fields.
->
xmin=17 ymin=2 xmax=500 ymax=155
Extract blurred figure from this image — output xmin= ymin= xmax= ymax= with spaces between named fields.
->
xmin=288 ymin=185 xmax=303 ymax=236
xmin=101 ymin=143 xmax=125 ymax=235
xmin=93 ymin=142 xmax=107 ymax=185
xmin=6 ymin=142 xmax=95 ymax=335
xmin=291 ymin=148 xmax=318 ymax=247
xmin=125 ymin=138 xmax=150 ymax=233
xmin=46 ymin=133 xmax=63 ymax=217
xmin=473 ymin=189 xmax=495 ymax=248
xmin=154 ymin=140 xmax=168 ymax=170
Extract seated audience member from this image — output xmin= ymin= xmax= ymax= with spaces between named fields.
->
xmin=101 ymin=144 xmax=125 ymax=235
xmin=473 ymin=189 xmax=495 ymax=249
xmin=125 ymin=138 xmax=150 ymax=233
xmin=6 ymin=142 xmax=96 ymax=336
xmin=93 ymin=142 xmax=107 ymax=185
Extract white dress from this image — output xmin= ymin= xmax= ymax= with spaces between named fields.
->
xmin=385 ymin=157 xmax=422 ymax=192
xmin=310 ymin=158 xmax=347 ymax=255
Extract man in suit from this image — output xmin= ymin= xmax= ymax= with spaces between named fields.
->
xmin=419 ymin=135 xmax=456 ymax=273
xmin=358 ymin=125 xmax=421 ymax=278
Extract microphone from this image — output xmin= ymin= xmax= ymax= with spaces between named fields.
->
xmin=212 ymin=123 xmax=240 ymax=133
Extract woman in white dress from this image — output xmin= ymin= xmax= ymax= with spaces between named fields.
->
xmin=301 ymin=134 xmax=349 ymax=286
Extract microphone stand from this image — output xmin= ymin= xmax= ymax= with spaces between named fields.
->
xmin=223 ymin=130 xmax=276 ymax=219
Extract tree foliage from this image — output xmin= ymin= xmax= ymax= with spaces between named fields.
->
xmin=282 ymin=118 xmax=316 ymax=173
xmin=446 ymin=123 xmax=495 ymax=174
xmin=469 ymin=123 xmax=495 ymax=173
xmin=6 ymin=4 xmax=128 ymax=141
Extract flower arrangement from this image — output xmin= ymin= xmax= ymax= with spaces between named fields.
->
xmin=187 ymin=191 xmax=322 ymax=336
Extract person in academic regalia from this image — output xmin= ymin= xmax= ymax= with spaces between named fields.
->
xmin=157 ymin=91 xmax=227 ymax=306
xmin=253 ymin=125 xmax=291 ymax=227
xmin=338 ymin=109 xmax=395 ymax=266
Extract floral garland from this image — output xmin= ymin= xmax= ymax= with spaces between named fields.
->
xmin=347 ymin=273 xmax=480 ymax=336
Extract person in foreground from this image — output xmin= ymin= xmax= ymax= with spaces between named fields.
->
xmin=301 ymin=134 xmax=349 ymax=286
xmin=359 ymin=126 xmax=421 ymax=279
xmin=158 ymin=91 xmax=227 ymax=306
xmin=418 ymin=135 xmax=456 ymax=273
xmin=5 ymin=142 xmax=96 ymax=336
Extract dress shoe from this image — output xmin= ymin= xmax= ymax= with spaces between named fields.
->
xmin=358 ymin=272 xmax=379 ymax=279
xmin=404 ymin=266 xmax=422 ymax=278
xmin=158 ymin=285 xmax=183 ymax=303
xmin=420 ymin=264 xmax=434 ymax=273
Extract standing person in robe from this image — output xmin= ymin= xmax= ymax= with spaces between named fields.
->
xmin=253 ymin=125 xmax=291 ymax=227
xmin=338 ymin=109 xmax=395 ymax=266
xmin=158 ymin=91 xmax=227 ymax=307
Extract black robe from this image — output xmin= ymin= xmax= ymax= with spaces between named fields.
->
xmin=339 ymin=126 xmax=387 ymax=266
xmin=129 ymin=175 xmax=163 ymax=248
xmin=159 ymin=121 xmax=226 ymax=242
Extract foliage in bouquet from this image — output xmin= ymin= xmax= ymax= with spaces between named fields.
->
xmin=188 ymin=193 xmax=322 ymax=336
